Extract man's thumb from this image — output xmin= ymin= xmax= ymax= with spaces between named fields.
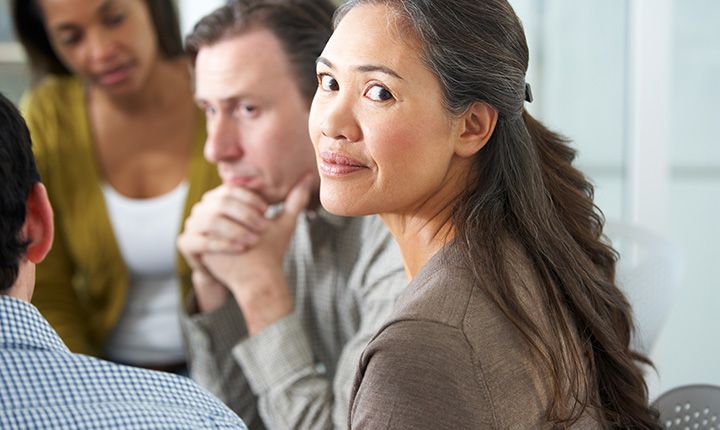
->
xmin=282 ymin=173 xmax=314 ymax=220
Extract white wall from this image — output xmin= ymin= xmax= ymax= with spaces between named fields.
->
xmin=511 ymin=0 xmax=720 ymax=397
xmin=655 ymin=0 xmax=720 ymax=394
xmin=177 ymin=0 xmax=225 ymax=39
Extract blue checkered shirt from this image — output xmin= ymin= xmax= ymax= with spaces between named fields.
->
xmin=0 ymin=295 xmax=248 ymax=430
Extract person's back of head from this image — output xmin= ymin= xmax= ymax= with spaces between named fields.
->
xmin=186 ymin=0 xmax=335 ymax=104
xmin=0 ymin=92 xmax=41 ymax=293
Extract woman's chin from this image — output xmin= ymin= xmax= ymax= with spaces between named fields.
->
xmin=319 ymin=188 xmax=376 ymax=217
xmin=319 ymin=196 xmax=358 ymax=217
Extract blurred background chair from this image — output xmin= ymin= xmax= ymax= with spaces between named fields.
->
xmin=653 ymin=384 xmax=720 ymax=429
xmin=603 ymin=220 xmax=684 ymax=356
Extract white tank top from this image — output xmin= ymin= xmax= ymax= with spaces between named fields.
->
xmin=100 ymin=181 xmax=188 ymax=366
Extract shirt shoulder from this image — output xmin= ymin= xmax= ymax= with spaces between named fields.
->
xmin=387 ymin=247 xmax=476 ymax=329
xmin=0 ymin=349 xmax=247 ymax=429
xmin=352 ymin=318 xmax=494 ymax=429
xmin=306 ymin=212 xmax=405 ymax=294
xmin=20 ymin=76 xmax=87 ymax=157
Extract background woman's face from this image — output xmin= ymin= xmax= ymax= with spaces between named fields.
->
xmin=309 ymin=3 xmax=469 ymax=218
xmin=38 ymin=0 xmax=158 ymax=95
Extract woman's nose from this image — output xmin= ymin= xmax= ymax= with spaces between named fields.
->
xmin=85 ymin=28 xmax=117 ymax=63
xmin=316 ymin=94 xmax=361 ymax=143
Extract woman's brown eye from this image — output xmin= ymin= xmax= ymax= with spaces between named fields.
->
xmin=366 ymin=85 xmax=393 ymax=101
xmin=319 ymin=74 xmax=339 ymax=91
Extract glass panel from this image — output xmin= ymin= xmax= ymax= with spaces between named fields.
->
xmin=655 ymin=0 xmax=720 ymax=392
xmin=0 ymin=62 xmax=30 ymax=105
xmin=660 ymin=178 xmax=720 ymax=389
xmin=0 ymin=0 xmax=15 ymax=42
xmin=670 ymin=1 xmax=720 ymax=167
xmin=510 ymin=0 xmax=629 ymax=221
xmin=0 ymin=0 xmax=29 ymax=104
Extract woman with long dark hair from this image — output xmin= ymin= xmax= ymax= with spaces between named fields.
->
xmin=309 ymin=0 xmax=660 ymax=427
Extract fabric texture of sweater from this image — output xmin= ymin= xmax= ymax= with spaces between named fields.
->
xmin=349 ymin=240 xmax=603 ymax=429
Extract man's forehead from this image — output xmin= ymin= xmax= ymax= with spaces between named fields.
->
xmin=193 ymin=30 xmax=295 ymax=102
xmin=196 ymin=29 xmax=289 ymax=73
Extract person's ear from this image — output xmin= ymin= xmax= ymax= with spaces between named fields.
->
xmin=454 ymin=101 xmax=498 ymax=158
xmin=23 ymin=183 xmax=54 ymax=263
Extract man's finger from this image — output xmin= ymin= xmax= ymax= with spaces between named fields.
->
xmin=281 ymin=173 xmax=314 ymax=221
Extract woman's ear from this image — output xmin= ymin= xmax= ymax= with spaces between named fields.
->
xmin=23 ymin=183 xmax=54 ymax=264
xmin=454 ymin=101 xmax=498 ymax=158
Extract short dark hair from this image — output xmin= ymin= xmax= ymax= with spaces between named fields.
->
xmin=186 ymin=0 xmax=335 ymax=104
xmin=10 ymin=0 xmax=185 ymax=83
xmin=0 ymin=93 xmax=41 ymax=292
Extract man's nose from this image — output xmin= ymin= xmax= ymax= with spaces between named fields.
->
xmin=204 ymin=115 xmax=243 ymax=164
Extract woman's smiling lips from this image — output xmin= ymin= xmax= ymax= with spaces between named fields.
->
xmin=319 ymin=150 xmax=368 ymax=177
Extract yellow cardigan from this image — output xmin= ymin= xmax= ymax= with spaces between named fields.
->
xmin=21 ymin=76 xmax=220 ymax=356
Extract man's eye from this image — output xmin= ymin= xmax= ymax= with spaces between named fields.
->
xmin=235 ymin=104 xmax=258 ymax=118
xmin=319 ymin=74 xmax=339 ymax=91
xmin=365 ymin=85 xmax=394 ymax=102
xmin=204 ymin=105 xmax=216 ymax=116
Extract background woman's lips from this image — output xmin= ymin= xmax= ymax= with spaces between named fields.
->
xmin=97 ymin=64 xmax=131 ymax=85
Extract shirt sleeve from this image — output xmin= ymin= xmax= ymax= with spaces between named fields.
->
xmin=232 ymin=313 xmax=332 ymax=430
xmin=180 ymin=295 xmax=267 ymax=430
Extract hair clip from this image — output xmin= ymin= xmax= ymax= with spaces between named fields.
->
xmin=524 ymin=82 xmax=533 ymax=103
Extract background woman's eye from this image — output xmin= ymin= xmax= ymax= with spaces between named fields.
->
xmin=319 ymin=74 xmax=339 ymax=91
xmin=59 ymin=32 xmax=82 ymax=46
xmin=104 ymin=12 xmax=127 ymax=26
xmin=365 ymin=85 xmax=393 ymax=102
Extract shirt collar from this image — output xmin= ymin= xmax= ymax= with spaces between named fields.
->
xmin=0 ymin=295 xmax=70 ymax=354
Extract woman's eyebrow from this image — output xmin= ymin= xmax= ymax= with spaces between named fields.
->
xmin=316 ymin=56 xmax=333 ymax=68
xmin=354 ymin=65 xmax=404 ymax=80
xmin=316 ymin=57 xmax=404 ymax=80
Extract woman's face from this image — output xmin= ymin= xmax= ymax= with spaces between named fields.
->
xmin=309 ymin=3 xmax=470 ymax=218
xmin=38 ymin=0 xmax=159 ymax=96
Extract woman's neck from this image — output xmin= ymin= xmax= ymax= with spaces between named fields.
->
xmin=380 ymin=155 xmax=473 ymax=280
xmin=380 ymin=202 xmax=456 ymax=281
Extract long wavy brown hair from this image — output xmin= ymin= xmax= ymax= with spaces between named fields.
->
xmin=337 ymin=0 xmax=660 ymax=428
